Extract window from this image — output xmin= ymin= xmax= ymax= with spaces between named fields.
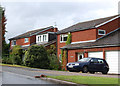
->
xmin=91 ymin=58 xmax=98 ymax=63
xmin=40 ymin=36 xmax=41 ymax=42
xmin=38 ymin=36 xmax=39 ymax=41
xmin=25 ymin=38 xmax=29 ymax=43
xmin=12 ymin=40 xmax=16 ymax=45
xmin=98 ymin=29 xmax=106 ymax=35
xmin=98 ymin=59 xmax=104 ymax=64
xmin=59 ymin=54 xmax=62 ymax=62
xmin=43 ymin=35 xmax=47 ymax=41
xmin=60 ymin=35 xmax=68 ymax=42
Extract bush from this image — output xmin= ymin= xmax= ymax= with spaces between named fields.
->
xmin=24 ymin=45 xmax=49 ymax=69
xmin=11 ymin=45 xmax=24 ymax=65
xmin=48 ymin=54 xmax=61 ymax=70
xmin=2 ymin=56 xmax=13 ymax=64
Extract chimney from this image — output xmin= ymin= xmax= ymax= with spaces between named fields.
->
xmin=54 ymin=27 xmax=58 ymax=32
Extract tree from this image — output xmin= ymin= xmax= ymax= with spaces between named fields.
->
xmin=24 ymin=45 xmax=49 ymax=69
xmin=0 ymin=6 xmax=9 ymax=57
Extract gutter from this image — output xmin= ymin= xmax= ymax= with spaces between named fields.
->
xmin=60 ymin=44 xmax=120 ymax=50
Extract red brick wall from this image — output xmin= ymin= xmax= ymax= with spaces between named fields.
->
xmin=57 ymin=34 xmax=66 ymax=59
xmin=67 ymin=46 xmax=120 ymax=63
xmin=10 ymin=37 xmax=30 ymax=49
xmin=72 ymin=28 xmax=97 ymax=42
xmin=97 ymin=18 xmax=120 ymax=38
xmin=57 ymin=29 xmax=97 ymax=60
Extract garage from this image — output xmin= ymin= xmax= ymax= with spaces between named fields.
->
xmin=106 ymin=51 xmax=119 ymax=74
xmin=88 ymin=52 xmax=103 ymax=59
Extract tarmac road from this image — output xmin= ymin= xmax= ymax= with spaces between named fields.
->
xmin=2 ymin=65 xmax=119 ymax=78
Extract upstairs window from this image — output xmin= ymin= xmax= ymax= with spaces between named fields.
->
xmin=60 ymin=34 xmax=68 ymax=42
xmin=98 ymin=29 xmax=106 ymax=35
xmin=12 ymin=40 xmax=16 ymax=45
xmin=43 ymin=35 xmax=47 ymax=41
xmin=25 ymin=38 xmax=29 ymax=43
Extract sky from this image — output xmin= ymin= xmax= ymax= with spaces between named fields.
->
xmin=0 ymin=0 xmax=119 ymax=43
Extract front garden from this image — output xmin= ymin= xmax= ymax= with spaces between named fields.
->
xmin=2 ymin=44 xmax=61 ymax=70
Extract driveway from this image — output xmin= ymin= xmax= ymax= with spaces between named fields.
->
xmin=1 ymin=65 xmax=119 ymax=78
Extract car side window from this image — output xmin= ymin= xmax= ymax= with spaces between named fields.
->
xmin=98 ymin=59 xmax=104 ymax=64
xmin=91 ymin=59 xmax=98 ymax=63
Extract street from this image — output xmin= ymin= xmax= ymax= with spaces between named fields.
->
xmin=2 ymin=72 xmax=54 ymax=84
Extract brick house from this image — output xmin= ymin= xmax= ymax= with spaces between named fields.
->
xmin=9 ymin=26 xmax=58 ymax=50
xmin=57 ymin=15 xmax=120 ymax=74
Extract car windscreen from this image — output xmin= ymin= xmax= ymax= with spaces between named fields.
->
xmin=78 ymin=58 xmax=91 ymax=62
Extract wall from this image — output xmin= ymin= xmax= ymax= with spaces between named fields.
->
xmin=67 ymin=46 xmax=120 ymax=63
xmin=71 ymin=28 xmax=97 ymax=43
xmin=10 ymin=37 xmax=30 ymax=49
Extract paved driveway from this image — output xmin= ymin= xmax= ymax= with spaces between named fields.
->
xmin=1 ymin=65 xmax=119 ymax=78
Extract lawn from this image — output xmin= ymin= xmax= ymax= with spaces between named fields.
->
xmin=48 ymin=75 xmax=120 ymax=86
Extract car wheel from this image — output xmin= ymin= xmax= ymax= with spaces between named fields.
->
xmin=102 ymin=68 xmax=108 ymax=74
xmin=89 ymin=71 xmax=95 ymax=74
xmin=82 ymin=66 xmax=88 ymax=73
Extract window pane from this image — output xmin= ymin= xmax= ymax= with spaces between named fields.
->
xmin=43 ymin=35 xmax=44 ymax=41
xmin=60 ymin=36 xmax=62 ymax=41
xmin=40 ymin=36 xmax=41 ymax=41
xmin=25 ymin=38 xmax=28 ymax=42
xmin=99 ymin=31 xmax=105 ymax=34
xmin=38 ymin=37 xmax=39 ymax=41
xmin=63 ymin=37 xmax=67 ymax=41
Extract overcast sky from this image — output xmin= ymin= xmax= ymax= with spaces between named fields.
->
xmin=1 ymin=0 xmax=119 ymax=43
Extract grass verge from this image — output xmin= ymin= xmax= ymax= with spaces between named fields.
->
xmin=48 ymin=75 xmax=120 ymax=86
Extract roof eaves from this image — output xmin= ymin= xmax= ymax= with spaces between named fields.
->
xmin=61 ymin=44 xmax=120 ymax=50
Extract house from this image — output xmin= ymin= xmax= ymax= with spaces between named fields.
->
xmin=57 ymin=15 xmax=120 ymax=74
xmin=9 ymin=26 xmax=58 ymax=50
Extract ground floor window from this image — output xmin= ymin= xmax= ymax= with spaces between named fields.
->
xmin=59 ymin=54 xmax=62 ymax=62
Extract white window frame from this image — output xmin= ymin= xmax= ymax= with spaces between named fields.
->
xmin=12 ymin=40 xmax=16 ymax=46
xmin=36 ymin=34 xmax=48 ymax=43
xmin=98 ymin=29 xmax=106 ymax=35
xmin=24 ymin=38 xmax=29 ymax=43
xmin=60 ymin=34 xmax=68 ymax=43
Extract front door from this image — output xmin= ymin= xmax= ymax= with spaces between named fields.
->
xmin=77 ymin=53 xmax=84 ymax=61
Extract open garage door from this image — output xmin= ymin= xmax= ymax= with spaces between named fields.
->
xmin=88 ymin=52 xmax=103 ymax=59
xmin=106 ymin=51 xmax=119 ymax=74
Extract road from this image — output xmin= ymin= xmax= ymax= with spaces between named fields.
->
xmin=1 ymin=72 xmax=55 ymax=84
xmin=2 ymin=65 xmax=119 ymax=78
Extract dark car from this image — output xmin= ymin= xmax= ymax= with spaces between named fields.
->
xmin=66 ymin=57 xmax=109 ymax=74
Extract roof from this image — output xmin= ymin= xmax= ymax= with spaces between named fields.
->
xmin=61 ymin=28 xmax=120 ymax=50
xmin=9 ymin=26 xmax=54 ymax=40
xmin=57 ymin=15 xmax=119 ymax=34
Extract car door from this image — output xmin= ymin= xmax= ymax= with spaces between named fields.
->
xmin=97 ymin=59 xmax=105 ymax=71
xmin=89 ymin=58 xmax=98 ymax=71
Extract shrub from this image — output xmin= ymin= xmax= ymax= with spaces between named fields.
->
xmin=2 ymin=56 xmax=13 ymax=64
xmin=24 ymin=45 xmax=49 ymax=69
xmin=11 ymin=45 xmax=24 ymax=65
xmin=48 ymin=54 xmax=61 ymax=70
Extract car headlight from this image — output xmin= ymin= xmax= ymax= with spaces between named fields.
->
xmin=75 ymin=63 xmax=79 ymax=66
xmin=67 ymin=63 xmax=69 ymax=66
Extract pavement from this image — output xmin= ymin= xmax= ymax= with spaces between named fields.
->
xmin=1 ymin=65 xmax=119 ymax=78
